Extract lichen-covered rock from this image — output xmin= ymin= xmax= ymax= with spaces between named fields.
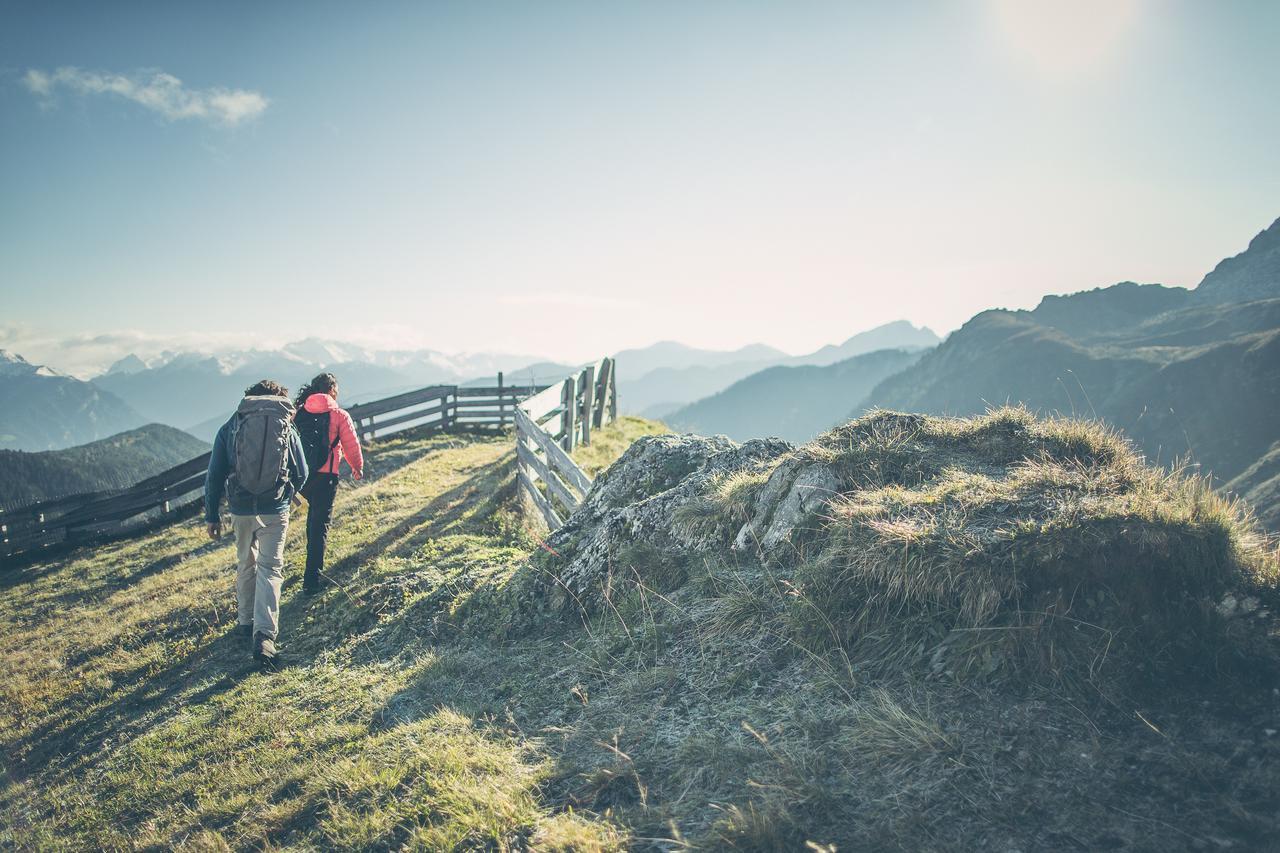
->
xmin=544 ymin=433 xmax=790 ymax=600
xmin=734 ymin=459 xmax=841 ymax=553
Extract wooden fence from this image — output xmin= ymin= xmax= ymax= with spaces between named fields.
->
xmin=347 ymin=378 xmax=547 ymax=444
xmin=515 ymin=357 xmax=617 ymax=529
xmin=0 ymin=376 xmax=550 ymax=566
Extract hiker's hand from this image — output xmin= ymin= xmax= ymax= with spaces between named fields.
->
xmin=207 ymin=522 xmax=222 ymax=540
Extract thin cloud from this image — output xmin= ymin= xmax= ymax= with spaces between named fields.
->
xmin=22 ymin=67 xmax=268 ymax=126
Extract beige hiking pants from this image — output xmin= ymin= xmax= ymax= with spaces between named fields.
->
xmin=232 ymin=511 xmax=289 ymax=639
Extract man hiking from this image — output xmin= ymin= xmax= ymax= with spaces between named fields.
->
xmin=204 ymin=379 xmax=308 ymax=669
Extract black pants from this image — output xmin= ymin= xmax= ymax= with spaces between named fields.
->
xmin=301 ymin=474 xmax=339 ymax=587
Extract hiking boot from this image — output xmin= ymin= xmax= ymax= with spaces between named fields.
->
xmin=253 ymin=632 xmax=285 ymax=670
xmin=302 ymin=569 xmax=326 ymax=596
xmin=233 ymin=623 xmax=253 ymax=641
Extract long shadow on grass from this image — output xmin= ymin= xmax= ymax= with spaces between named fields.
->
xmin=278 ymin=454 xmax=518 ymax=660
xmin=4 ymin=628 xmax=254 ymax=781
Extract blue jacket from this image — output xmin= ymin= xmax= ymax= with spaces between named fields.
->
xmin=204 ymin=414 xmax=308 ymax=521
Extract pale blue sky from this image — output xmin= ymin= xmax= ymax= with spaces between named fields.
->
xmin=2 ymin=0 xmax=1278 ymax=372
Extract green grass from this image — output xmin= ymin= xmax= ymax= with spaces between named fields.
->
xmin=571 ymin=416 xmax=669 ymax=478
xmin=0 ymin=429 xmax=626 ymax=850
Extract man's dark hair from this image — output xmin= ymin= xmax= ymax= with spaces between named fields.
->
xmin=244 ymin=379 xmax=289 ymax=398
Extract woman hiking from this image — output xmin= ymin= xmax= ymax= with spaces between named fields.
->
xmin=294 ymin=373 xmax=364 ymax=595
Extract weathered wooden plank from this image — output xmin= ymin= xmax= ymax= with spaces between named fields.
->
xmin=451 ymin=408 xmax=512 ymax=419
xmin=515 ymin=408 xmax=593 ymax=496
xmin=588 ymin=356 xmax=609 ymax=425
xmin=348 ymin=384 xmax=455 ymax=419
xmin=561 ymin=377 xmax=578 ymax=453
xmin=515 ymin=439 xmax=551 ymax=483
xmin=518 ymin=468 xmax=563 ymax=529
xmin=58 ymin=487 xmax=174 ymax=529
xmin=580 ymin=364 xmax=596 ymax=447
xmin=131 ymin=453 xmax=214 ymax=492
xmin=519 ymin=383 xmax=564 ymax=421
xmin=365 ymin=403 xmax=449 ymax=433
xmin=606 ymin=357 xmax=618 ymax=424
xmin=454 ymin=397 xmax=519 ymax=408
xmin=516 ymin=440 xmax=580 ymax=514
xmin=456 ymin=385 xmax=546 ymax=398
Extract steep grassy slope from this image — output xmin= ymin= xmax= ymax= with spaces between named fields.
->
xmin=0 ymin=423 xmax=210 ymax=509
xmin=3 ymin=412 xmax=1277 ymax=850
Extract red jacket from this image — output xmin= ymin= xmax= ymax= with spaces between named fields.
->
xmin=303 ymin=393 xmax=364 ymax=479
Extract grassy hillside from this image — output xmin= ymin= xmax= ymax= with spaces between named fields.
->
xmin=0 ymin=420 xmax=654 ymax=849
xmin=3 ymin=412 xmax=1277 ymax=849
xmin=0 ymin=423 xmax=210 ymax=509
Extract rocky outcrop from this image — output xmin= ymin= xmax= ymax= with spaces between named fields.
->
xmin=732 ymin=456 xmax=840 ymax=552
xmin=545 ymin=433 xmax=791 ymax=598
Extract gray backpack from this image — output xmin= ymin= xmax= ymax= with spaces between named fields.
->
xmin=229 ymin=396 xmax=295 ymax=498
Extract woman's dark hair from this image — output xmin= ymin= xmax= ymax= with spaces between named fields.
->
xmin=244 ymin=379 xmax=288 ymax=398
xmin=295 ymin=372 xmax=338 ymax=408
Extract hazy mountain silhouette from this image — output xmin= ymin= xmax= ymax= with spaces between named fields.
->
xmin=616 ymin=322 xmax=937 ymax=415
xmin=612 ymin=341 xmax=789 ymax=378
xmin=664 ymin=348 xmax=925 ymax=442
xmin=784 ymin=320 xmax=939 ymax=366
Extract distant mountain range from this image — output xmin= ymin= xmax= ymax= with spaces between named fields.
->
xmin=643 ymin=216 xmax=1279 ymax=528
xmin=7 ymin=215 xmax=1277 ymax=529
xmin=663 ymin=348 xmax=926 ymax=442
xmin=3 ymin=322 xmax=940 ymax=448
xmin=0 ymin=423 xmax=209 ymax=509
xmin=0 ymin=351 xmax=147 ymax=451
xmin=93 ymin=342 xmax=575 ymax=441
xmin=614 ymin=321 xmax=940 ymax=416
xmin=859 ymin=216 xmax=1280 ymax=528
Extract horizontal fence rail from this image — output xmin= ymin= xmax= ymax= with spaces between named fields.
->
xmin=0 ymin=374 xmax=554 ymax=566
xmin=515 ymin=357 xmax=617 ymax=529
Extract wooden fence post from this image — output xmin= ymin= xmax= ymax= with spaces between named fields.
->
xmin=561 ymin=376 xmax=577 ymax=452
xmin=497 ymin=372 xmax=505 ymax=428
xmin=607 ymin=358 xmax=618 ymax=424
xmin=580 ymin=364 xmax=595 ymax=447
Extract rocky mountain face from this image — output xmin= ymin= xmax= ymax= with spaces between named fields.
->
xmin=859 ymin=220 xmax=1280 ymax=527
xmin=0 ymin=351 xmax=147 ymax=451
xmin=1190 ymin=215 xmax=1280 ymax=305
